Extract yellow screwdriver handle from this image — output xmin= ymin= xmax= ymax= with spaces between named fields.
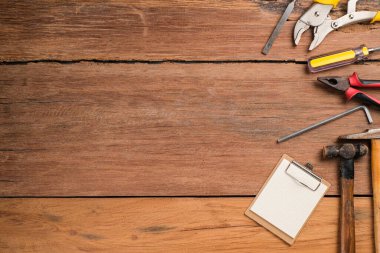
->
xmin=308 ymin=46 xmax=370 ymax=72
xmin=314 ymin=0 xmax=340 ymax=8
xmin=310 ymin=49 xmax=363 ymax=68
xmin=371 ymin=11 xmax=380 ymax=23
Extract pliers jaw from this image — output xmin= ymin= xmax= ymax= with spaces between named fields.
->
xmin=317 ymin=76 xmax=350 ymax=92
xmin=293 ymin=20 xmax=310 ymax=45
xmin=293 ymin=3 xmax=334 ymax=47
xmin=309 ymin=16 xmax=334 ymax=50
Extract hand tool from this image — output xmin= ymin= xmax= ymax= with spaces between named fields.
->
xmin=277 ymin=105 xmax=372 ymax=143
xmin=294 ymin=0 xmax=380 ymax=50
xmin=262 ymin=0 xmax=296 ymax=55
xmin=323 ymin=143 xmax=368 ymax=253
xmin=308 ymin=45 xmax=380 ymax=73
xmin=340 ymin=129 xmax=380 ymax=253
xmin=318 ymin=72 xmax=380 ymax=107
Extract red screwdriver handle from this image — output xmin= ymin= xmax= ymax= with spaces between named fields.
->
xmin=349 ymin=72 xmax=380 ymax=88
xmin=346 ymin=87 xmax=380 ymax=107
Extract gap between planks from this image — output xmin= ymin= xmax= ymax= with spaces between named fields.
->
xmin=2 ymin=59 xmax=380 ymax=65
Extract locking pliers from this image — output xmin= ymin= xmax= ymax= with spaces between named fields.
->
xmin=294 ymin=0 xmax=380 ymax=50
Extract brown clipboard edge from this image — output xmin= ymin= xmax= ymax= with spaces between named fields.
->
xmin=244 ymin=154 xmax=331 ymax=245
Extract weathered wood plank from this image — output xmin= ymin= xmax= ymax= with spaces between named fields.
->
xmin=0 ymin=0 xmax=379 ymax=61
xmin=1 ymin=62 xmax=379 ymax=196
xmin=0 ymin=198 xmax=373 ymax=253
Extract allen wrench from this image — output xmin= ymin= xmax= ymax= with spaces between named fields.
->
xmin=277 ymin=105 xmax=373 ymax=143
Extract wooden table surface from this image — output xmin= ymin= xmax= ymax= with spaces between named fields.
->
xmin=1 ymin=0 xmax=379 ymax=252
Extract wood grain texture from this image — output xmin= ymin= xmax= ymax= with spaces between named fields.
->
xmin=0 ymin=0 xmax=379 ymax=61
xmin=1 ymin=1 xmax=377 ymax=252
xmin=340 ymin=178 xmax=355 ymax=253
xmin=371 ymin=139 xmax=380 ymax=253
xmin=1 ymin=62 xmax=379 ymax=196
xmin=0 ymin=197 xmax=374 ymax=253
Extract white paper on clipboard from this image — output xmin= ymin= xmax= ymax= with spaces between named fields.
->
xmin=245 ymin=155 xmax=330 ymax=244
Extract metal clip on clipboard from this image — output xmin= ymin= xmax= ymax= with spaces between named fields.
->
xmin=285 ymin=161 xmax=322 ymax=191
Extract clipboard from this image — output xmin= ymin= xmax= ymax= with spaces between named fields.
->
xmin=245 ymin=154 xmax=330 ymax=245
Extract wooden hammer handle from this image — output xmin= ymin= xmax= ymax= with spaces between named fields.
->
xmin=340 ymin=159 xmax=355 ymax=253
xmin=372 ymin=139 xmax=380 ymax=253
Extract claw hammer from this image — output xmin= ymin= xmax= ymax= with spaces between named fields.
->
xmin=324 ymin=143 xmax=368 ymax=253
xmin=340 ymin=129 xmax=380 ymax=253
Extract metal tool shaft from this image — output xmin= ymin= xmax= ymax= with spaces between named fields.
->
xmin=262 ymin=0 xmax=296 ymax=55
xmin=277 ymin=106 xmax=373 ymax=143
xmin=369 ymin=46 xmax=380 ymax=53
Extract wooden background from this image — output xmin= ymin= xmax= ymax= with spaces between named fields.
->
xmin=0 ymin=0 xmax=379 ymax=252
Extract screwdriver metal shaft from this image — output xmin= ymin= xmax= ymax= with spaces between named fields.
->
xmin=277 ymin=106 xmax=373 ymax=143
xmin=369 ymin=46 xmax=380 ymax=53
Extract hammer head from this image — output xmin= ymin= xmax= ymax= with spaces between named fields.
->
xmin=323 ymin=143 xmax=368 ymax=160
xmin=339 ymin=129 xmax=380 ymax=140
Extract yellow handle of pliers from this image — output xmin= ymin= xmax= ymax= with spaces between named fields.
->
xmin=371 ymin=11 xmax=380 ymax=23
xmin=310 ymin=47 xmax=369 ymax=68
xmin=314 ymin=0 xmax=340 ymax=8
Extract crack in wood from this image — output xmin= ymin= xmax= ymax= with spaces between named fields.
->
xmin=0 ymin=59 xmax=306 ymax=65
xmin=0 ymin=59 xmax=379 ymax=66
xmin=181 ymin=224 xmax=254 ymax=232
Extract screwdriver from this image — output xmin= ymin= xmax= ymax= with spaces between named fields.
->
xmin=307 ymin=45 xmax=380 ymax=73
